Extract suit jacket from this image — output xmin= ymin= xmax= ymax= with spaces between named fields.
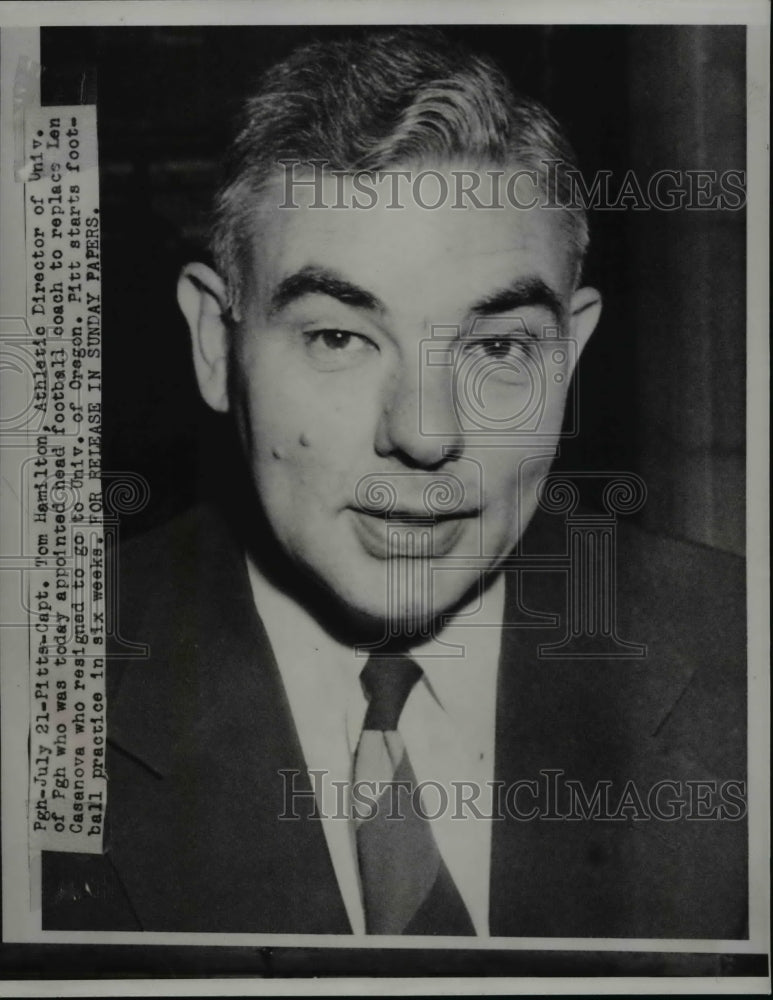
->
xmin=43 ymin=503 xmax=747 ymax=937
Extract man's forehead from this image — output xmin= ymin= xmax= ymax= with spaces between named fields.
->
xmin=241 ymin=165 xmax=576 ymax=310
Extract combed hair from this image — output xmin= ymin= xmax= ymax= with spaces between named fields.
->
xmin=211 ymin=29 xmax=589 ymax=312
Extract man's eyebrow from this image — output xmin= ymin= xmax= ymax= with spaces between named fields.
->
xmin=268 ymin=266 xmax=385 ymax=317
xmin=469 ymin=277 xmax=564 ymax=324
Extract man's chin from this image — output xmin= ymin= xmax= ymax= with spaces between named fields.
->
xmin=264 ymin=524 xmax=491 ymax=643
xmin=310 ymin=570 xmax=483 ymax=645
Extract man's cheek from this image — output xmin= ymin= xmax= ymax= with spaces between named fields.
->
xmin=255 ymin=430 xmax=348 ymax=500
xmin=483 ymin=460 xmax=544 ymax=534
xmin=260 ymin=425 xmax=330 ymax=469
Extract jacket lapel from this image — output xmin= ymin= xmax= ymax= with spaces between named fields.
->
xmin=489 ymin=510 xmax=745 ymax=938
xmin=107 ymin=506 xmax=351 ymax=932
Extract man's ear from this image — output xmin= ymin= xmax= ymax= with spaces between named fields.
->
xmin=177 ymin=262 xmax=231 ymax=413
xmin=567 ymin=286 xmax=602 ymax=365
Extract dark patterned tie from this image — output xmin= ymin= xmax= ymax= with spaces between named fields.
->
xmin=353 ymin=654 xmax=475 ymax=935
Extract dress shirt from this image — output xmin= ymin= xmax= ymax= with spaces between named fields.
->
xmin=246 ymin=554 xmax=504 ymax=937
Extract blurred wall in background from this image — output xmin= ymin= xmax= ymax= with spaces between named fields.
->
xmin=627 ymin=27 xmax=745 ymax=555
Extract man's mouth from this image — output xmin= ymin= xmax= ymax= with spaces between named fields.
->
xmin=348 ymin=507 xmax=478 ymax=558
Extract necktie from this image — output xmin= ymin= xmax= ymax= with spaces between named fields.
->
xmin=353 ymin=654 xmax=475 ymax=935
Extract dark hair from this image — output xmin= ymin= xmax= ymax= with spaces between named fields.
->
xmin=212 ymin=29 xmax=589 ymax=311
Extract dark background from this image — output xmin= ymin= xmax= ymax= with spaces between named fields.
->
xmin=40 ymin=25 xmax=746 ymax=555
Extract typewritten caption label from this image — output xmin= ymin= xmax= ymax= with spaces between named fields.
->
xmin=24 ymin=106 xmax=106 ymax=853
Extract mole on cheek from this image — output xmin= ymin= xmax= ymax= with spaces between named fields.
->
xmin=271 ymin=445 xmax=285 ymax=460
xmin=298 ymin=432 xmax=310 ymax=447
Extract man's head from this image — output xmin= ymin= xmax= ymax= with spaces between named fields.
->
xmin=178 ymin=30 xmax=601 ymax=634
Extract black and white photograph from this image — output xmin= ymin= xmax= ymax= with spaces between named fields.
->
xmin=0 ymin=1 xmax=769 ymax=993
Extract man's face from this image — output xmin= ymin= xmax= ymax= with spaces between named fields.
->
xmin=184 ymin=167 xmax=600 ymax=630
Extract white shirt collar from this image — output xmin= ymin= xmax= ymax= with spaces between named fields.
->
xmin=246 ymin=559 xmax=503 ymax=746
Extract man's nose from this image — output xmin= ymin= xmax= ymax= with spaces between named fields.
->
xmin=374 ymin=357 xmax=464 ymax=468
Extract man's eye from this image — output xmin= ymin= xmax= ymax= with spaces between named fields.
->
xmin=456 ymin=337 xmax=536 ymax=385
xmin=312 ymin=329 xmax=355 ymax=350
xmin=461 ymin=337 xmax=533 ymax=362
xmin=303 ymin=329 xmax=376 ymax=370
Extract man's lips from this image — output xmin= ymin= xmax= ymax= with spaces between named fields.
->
xmin=348 ymin=506 xmax=478 ymax=558
xmin=353 ymin=506 xmax=478 ymax=523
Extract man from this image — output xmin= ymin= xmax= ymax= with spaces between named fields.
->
xmin=43 ymin=29 xmax=746 ymax=938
